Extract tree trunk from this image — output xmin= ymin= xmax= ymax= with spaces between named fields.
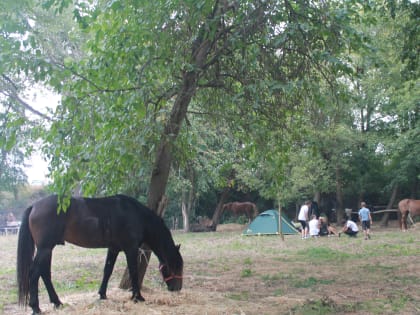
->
xmin=181 ymin=195 xmax=189 ymax=232
xmin=181 ymin=166 xmax=196 ymax=232
xmin=335 ymin=166 xmax=344 ymax=224
xmin=211 ymin=186 xmax=231 ymax=230
xmin=119 ymin=5 xmax=214 ymax=289
xmin=380 ymin=185 xmax=398 ymax=227
xmin=313 ymin=191 xmax=321 ymax=204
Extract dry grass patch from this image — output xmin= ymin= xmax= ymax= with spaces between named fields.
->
xmin=1 ymin=222 xmax=419 ymax=315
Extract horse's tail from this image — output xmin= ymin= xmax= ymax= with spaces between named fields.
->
xmin=398 ymin=199 xmax=409 ymax=230
xmin=398 ymin=199 xmax=410 ymax=211
xmin=17 ymin=206 xmax=35 ymax=306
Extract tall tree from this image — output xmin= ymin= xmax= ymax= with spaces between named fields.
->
xmin=4 ymin=0 xmax=372 ymax=291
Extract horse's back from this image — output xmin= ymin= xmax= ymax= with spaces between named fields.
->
xmin=399 ymin=199 xmax=420 ymax=212
xmin=407 ymin=199 xmax=420 ymax=215
xmin=28 ymin=194 xmax=156 ymax=249
xmin=28 ymin=195 xmax=121 ymax=248
xmin=64 ymin=195 xmax=146 ymax=248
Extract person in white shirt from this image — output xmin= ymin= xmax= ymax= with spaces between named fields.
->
xmin=308 ymin=215 xmax=320 ymax=237
xmin=339 ymin=219 xmax=359 ymax=237
xmin=298 ymin=201 xmax=310 ymax=239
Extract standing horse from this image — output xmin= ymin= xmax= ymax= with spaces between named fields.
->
xmin=398 ymin=198 xmax=420 ymax=231
xmin=17 ymin=194 xmax=183 ymax=315
xmin=222 ymin=202 xmax=258 ymax=222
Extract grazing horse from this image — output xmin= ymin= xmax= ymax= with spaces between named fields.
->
xmin=17 ymin=194 xmax=183 ymax=315
xmin=222 ymin=202 xmax=258 ymax=222
xmin=398 ymin=198 xmax=420 ymax=231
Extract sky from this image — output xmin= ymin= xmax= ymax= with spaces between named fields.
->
xmin=23 ymin=86 xmax=60 ymax=185
xmin=25 ymin=151 xmax=50 ymax=184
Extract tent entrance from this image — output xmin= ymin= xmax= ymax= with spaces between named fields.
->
xmin=242 ymin=210 xmax=298 ymax=235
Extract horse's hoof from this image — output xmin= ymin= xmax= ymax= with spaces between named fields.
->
xmin=32 ymin=308 xmax=42 ymax=315
xmin=54 ymin=302 xmax=63 ymax=310
xmin=132 ymin=294 xmax=145 ymax=303
xmin=99 ymin=293 xmax=107 ymax=300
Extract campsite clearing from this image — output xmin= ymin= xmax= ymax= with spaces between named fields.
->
xmin=1 ymin=222 xmax=419 ymax=315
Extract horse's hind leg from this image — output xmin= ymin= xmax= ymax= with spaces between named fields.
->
xmin=402 ymin=211 xmax=409 ymax=231
xmin=402 ymin=211 xmax=408 ymax=231
xmin=28 ymin=259 xmax=42 ymax=315
xmin=98 ymin=248 xmax=119 ymax=300
xmin=39 ymin=248 xmax=62 ymax=308
xmin=29 ymin=247 xmax=59 ymax=314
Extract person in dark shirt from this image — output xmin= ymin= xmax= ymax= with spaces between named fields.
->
xmin=309 ymin=201 xmax=320 ymax=219
xmin=319 ymin=216 xmax=337 ymax=236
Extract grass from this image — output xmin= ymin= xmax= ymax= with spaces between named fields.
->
xmin=240 ymin=268 xmax=253 ymax=277
xmin=297 ymin=247 xmax=352 ymax=262
xmin=293 ymin=276 xmax=334 ymax=289
xmin=1 ymin=224 xmax=419 ymax=314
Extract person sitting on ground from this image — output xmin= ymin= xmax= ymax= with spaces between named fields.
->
xmin=339 ymin=218 xmax=359 ymax=237
xmin=308 ymin=215 xmax=320 ymax=237
xmin=319 ymin=216 xmax=338 ymax=236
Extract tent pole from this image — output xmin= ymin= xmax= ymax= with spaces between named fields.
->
xmin=278 ymin=198 xmax=284 ymax=241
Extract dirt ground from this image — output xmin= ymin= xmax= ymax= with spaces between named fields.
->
xmin=2 ymin=222 xmax=419 ymax=315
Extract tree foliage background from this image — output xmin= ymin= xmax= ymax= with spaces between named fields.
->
xmin=1 ymin=0 xmax=419 ymax=225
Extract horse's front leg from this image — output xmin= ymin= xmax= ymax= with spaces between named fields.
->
xmin=407 ymin=213 xmax=415 ymax=227
xmin=98 ymin=248 xmax=119 ymax=299
xmin=124 ymin=248 xmax=145 ymax=302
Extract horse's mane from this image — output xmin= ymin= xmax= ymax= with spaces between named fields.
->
xmin=115 ymin=194 xmax=166 ymax=228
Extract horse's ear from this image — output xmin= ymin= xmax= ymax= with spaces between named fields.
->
xmin=176 ymin=244 xmax=181 ymax=250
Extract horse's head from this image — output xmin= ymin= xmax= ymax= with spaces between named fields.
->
xmin=159 ymin=244 xmax=183 ymax=291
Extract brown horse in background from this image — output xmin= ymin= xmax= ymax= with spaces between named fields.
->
xmin=398 ymin=199 xmax=420 ymax=230
xmin=222 ymin=202 xmax=258 ymax=222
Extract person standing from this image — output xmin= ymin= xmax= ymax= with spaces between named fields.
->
xmin=309 ymin=200 xmax=320 ymax=219
xmin=358 ymin=201 xmax=372 ymax=240
xmin=298 ymin=201 xmax=310 ymax=239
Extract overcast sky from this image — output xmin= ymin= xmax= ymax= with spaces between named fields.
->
xmin=23 ymin=86 xmax=60 ymax=184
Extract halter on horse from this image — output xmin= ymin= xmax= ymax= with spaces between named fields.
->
xmin=17 ymin=194 xmax=183 ymax=315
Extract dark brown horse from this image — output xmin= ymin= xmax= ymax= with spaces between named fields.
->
xmin=17 ymin=194 xmax=183 ymax=315
xmin=222 ymin=202 xmax=258 ymax=222
xmin=398 ymin=198 xmax=420 ymax=231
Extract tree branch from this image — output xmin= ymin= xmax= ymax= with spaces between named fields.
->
xmin=1 ymin=75 xmax=53 ymax=121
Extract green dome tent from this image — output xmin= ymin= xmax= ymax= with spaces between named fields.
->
xmin=242 ymin=209 xmax=298 ymax=235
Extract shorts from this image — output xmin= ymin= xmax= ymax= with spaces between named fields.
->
xmin=362 ymin=221 xmax=370 ymax=230
xmin=345 ymin=230 xmax=358 ymax=237
xmin=299 ymin=220 xmax=307 ymax=230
